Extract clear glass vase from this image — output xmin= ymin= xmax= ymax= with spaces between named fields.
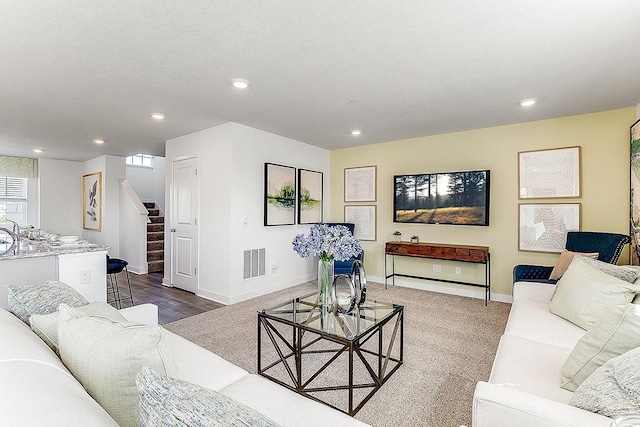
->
xmin=318 ymin=258 xmax=334 ymax=307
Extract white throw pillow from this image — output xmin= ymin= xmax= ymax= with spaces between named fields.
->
xmin=570 ymin=346 xmax=640 ymax=417
xmin=549 ymin=250 xmax=598 ymax=280
xmin=7 ymin=280 xmax=88 ymax=323
xmin=57 ymin=304 xmax=178 ymax=427
xmin=136 ymin=367 xmax=281 ymax=427
xmin=549 ymin=256 xmax=640 ymax=329
xmin=560 ymin=303 xmax=640 ymax=391
xmin=30 ymin=302 xmax=125 ymax=351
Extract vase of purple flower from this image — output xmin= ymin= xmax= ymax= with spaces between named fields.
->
xmin=292 ymin=224 xmax=363 ymax=307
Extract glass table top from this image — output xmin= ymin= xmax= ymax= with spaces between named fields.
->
xmin=259 ymin=293 xmax=403 ymax=341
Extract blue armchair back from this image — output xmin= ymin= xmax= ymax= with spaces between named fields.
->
xmin=324 ymin=222 xmax=364 ymax=275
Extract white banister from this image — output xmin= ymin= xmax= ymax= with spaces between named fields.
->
xmin=119 ymin=178 xmax=149 ymax=274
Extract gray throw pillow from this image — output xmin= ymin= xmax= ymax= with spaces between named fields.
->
xmin=7 ymin=280 xmax=88 ymax=323
xmin=30 ymin=302 xmax=125 ymax=351
xmin=570 ymin=346 xmax=640 ymax=418
xmin=136 ymin=367 xmax=281 ymax=427
xmin=578 ymin=256 xmax=640 ymax=283
xmin=560 ymin=303 xmax=640 ymax=391
xmin=549 ymin=257 xmax=640 ymax=330
xmin=57 ymin=304 xmax=178 ymax=427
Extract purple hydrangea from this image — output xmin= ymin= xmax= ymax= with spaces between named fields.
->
xmin=292 ymin=224 xmax=362 ymax=262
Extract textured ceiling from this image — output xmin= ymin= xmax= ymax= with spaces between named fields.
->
xmin=1 ymin=1 xmax=639 ymax=161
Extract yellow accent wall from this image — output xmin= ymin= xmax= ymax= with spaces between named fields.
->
xmin=330 ymin=108 xmax=635 ymax=299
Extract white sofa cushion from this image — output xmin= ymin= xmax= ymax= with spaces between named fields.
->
xmin=549 ymin=256 xmax=640 ymax=329
xmin=57 ymin=303 xmax=178 ymax=427
xmin=220 ymin=374 xmax=370 ymax=427
xmin=488 ymin=335 xmax=574 ymax=404
xmin=167 ymin=331 xmax=250 ymax=391
xmin=504 ymin=298 xmax=585 ymax=350
xmin=560 ymin=303 xmax=640 ymax=391
xmin=0 ymin=359 xmax=118 ymax=426
xmin=570 ymin=346 xmax=640 ymax=418
xmin=136 ymin=367 xmax=281 ymax=427
xmin=512 ymin=281 xmax=557 ymax=303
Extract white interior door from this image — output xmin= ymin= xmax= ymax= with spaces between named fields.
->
xmin=171 ymin=157 xmax=198 ymax=293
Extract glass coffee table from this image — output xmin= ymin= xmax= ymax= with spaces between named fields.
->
xmin=258 ymin=293 xmax=404 ymax=416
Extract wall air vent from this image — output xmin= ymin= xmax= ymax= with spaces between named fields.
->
xmin=243 ymin=248 xmax=266 ymax=279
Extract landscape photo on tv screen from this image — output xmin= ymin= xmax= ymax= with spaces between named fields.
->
xmin=394 ymin=170 xmax=490 ymax=226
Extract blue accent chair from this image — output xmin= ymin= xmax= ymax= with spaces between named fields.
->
xmin=513 ymin=231 xmax=630 ymax=284
xmin=324 ymin=222 xmax=364 ymax=275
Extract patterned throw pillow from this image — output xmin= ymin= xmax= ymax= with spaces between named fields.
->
xmin=7 ymin=280 xmax=88 ymax=323
xmin=136 ymin=367 xmax=281 ymax=427
xmin=570 ymin=346 xmax=640 ymax=418
xmin=578 ymin=256 xmax=640 ymax=283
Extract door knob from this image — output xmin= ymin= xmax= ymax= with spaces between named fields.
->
xmin=170 ymin=228 xmax=176 ymax=232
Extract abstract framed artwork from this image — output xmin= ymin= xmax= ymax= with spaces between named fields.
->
xmin=264 ymin=163 xmax=296 ymax=226
xmin=344 ymin=205 xmax=377 ymax=241
xmin=298 ymin=168 xmax=323 ymax=224
xmin=519 ymin=146 xmax=581 ymax=199
xmin=344 ymin=166 xmax=376 ymax=202
xmin=82 ymin=172 xmax=102 ymax=231
xmin=518 ymin=203 xmax=580 ymax=253
xmin=630 ymin=118 xmax=640 ymax=264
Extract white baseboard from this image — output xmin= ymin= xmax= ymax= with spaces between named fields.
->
xmin=367 ymin=275 xmax=513 ymax=304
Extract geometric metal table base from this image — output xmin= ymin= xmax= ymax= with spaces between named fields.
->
xmin=258 ymin=298 xmax=404 ymax=416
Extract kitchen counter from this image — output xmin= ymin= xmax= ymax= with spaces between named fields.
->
xmin=0 ymin=238 xmax=108 ymax=260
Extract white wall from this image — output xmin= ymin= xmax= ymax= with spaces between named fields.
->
xmin=165 ymin=122 xmax=330 ymax=304
xmin=38 ymin=158 xmax=82 ymax=235
xmin=82 ymin=155 xmax=125 ymax=256
xmin=125 ymin=156 xmax=166 ymax=212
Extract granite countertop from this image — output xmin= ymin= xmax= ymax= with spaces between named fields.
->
xmin=0 ymin=238 xmax=108 ymax=261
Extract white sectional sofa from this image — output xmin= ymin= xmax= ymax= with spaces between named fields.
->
xmin=0 ymin=303 xmax=369 ymax=427
xmin=472 ymin=281 xmax=613 ymax=427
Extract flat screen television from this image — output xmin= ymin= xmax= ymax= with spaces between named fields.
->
xmin=394 ymin=170 xmax=490 ymax=226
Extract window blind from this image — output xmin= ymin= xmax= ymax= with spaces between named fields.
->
xmin=0 ymin=177 xmax=27 ymax=199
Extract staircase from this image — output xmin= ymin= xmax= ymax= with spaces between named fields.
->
xmin=145 ymin=202 xmax=164 ymax=273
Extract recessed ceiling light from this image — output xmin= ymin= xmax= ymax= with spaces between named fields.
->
xmin=151 ymin=113 xmax=166 ymax=120
xmin=519 ymin=98 xmax=537 ymax=107
xmin=92 ymin=139 xmax=105 ymax=144
xmin=351 ymin=130 xmax=362 ymax=136
xmin=231 ymin=78 xmax=250 ymax=89
xmin=32 ymin=148 xmax=43 ymax=153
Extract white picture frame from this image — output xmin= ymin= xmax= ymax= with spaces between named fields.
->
xmin=519 ymin=146 xmax=581 ymax=199
xmin=344 ymin=166 xmax=376 ymax=202
xmin=518 ymin=203 xmax=581 ymax=252
xmin=344 ymin=205 xmax=377 ymax=241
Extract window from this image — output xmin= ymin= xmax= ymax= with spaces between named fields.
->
xmin=0 ymin=177 xmax=27 ymax=226
xmin=126 ymin=153 xmax=154 ymax=168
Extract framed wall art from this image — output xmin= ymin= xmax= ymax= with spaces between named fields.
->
xmin=519 ymin=146 xmax=581 ymax=199
xmin=298 ymin=168 xmax=323 ymax=224
xmin=344 ymin=165 xmax=376 ymax=202
xmin=264 ymin=163 xmax=296 ymax=226
xmin=630 ymin=119 xmax=640 ymax=264
xmin=344 ymin=205 xmax=377 ymax=241
xmin=518 ymin=203 xmax=580 ymax=253
xmin=82 ymin=172 xmax=102 ymax=231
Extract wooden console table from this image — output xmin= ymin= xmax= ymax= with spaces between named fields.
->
xmin=384 ymin=242 xmax=491 ymax=305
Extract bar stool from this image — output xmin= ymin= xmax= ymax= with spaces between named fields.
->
xmin=106 ymin=255 xmax=134 ymax=309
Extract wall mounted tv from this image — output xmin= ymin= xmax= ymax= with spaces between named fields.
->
xmin=394 ymin=170 xmax=490 ymax=226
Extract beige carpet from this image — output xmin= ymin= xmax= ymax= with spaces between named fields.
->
xmin=164 ymin=282 xmax=511 ymax=427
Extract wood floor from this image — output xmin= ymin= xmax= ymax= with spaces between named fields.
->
xmin=108 ymin=271 xmax=223 ymax=325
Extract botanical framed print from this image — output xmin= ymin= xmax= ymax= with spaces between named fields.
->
xmin=344 ymin=165 xmax=376 ymax=202
xmin=82 ymin=172 xmax=102 ymax=231
xmin=630 ymin=119 xmax=640 ymax=264
xmin=519 ymin=146 xmax=581 ymax=199
xmin=518 ymin=203 xmax=580 ymax=253
xmin=298 ymin=168 xmax=323 ymax=224
xmin=264 ymin=163 xmax=296 ymax=226
xmin=344 ymin=205 xmax=377 ymax=241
